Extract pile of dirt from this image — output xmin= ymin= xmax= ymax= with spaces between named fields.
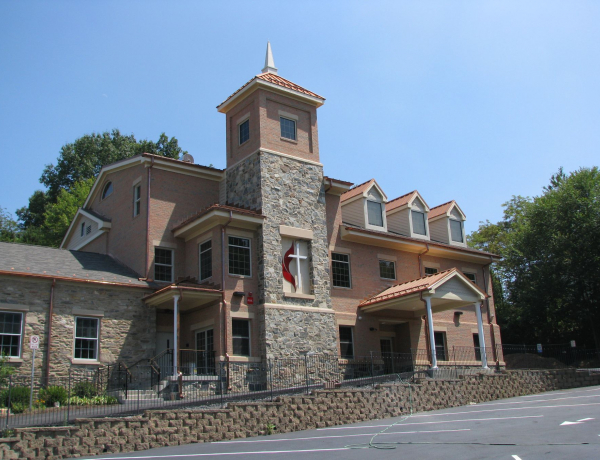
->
xmin=504 ymin=353 xmax=567 ymax=370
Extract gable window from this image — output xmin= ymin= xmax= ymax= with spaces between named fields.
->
xmin=367 ymin=201 xmax=384 ymax=227
xmin=332 ymin=253 xmax=351 ymax=288
xmin=434 ymin=331 xmax=447 ymax=361
xmin=199 ymin=240 xmax=212 ymax=281
xmin=101 ymin=182 xmax=113 ymax=200
xmin=154 ymin=248 xmax=174 ymax=282
xmin=232 ymin=319 xmax=250 ymax=356
xmin=282 ymin=239 xmax=310 ymax=294
xmin=339 ymin=326 xmax=354 ymax=359
xmin=74 ymin=316 xmax=99 ymax=360
xmin=464 ymin=272 xmax=477 ymax=283
xmin=424 ymin=267 xmax=438 ymax=276
xmin=239 ymin=119 xmax=250 ymax=145
xmin=379 ymin=260 xmax=396 ymax=280
xmin=133 ymin=185 xmax=141 ymax=217
xmin=280 ymin=117 xmax=296 ymax=140
xmin=411 ymin=210 xmax=427 ymax=235
xmin=0 ymin=311 xmax=23 ymax=358
xmin=80 ymin=222 xmax=85 ymax=237
xmin=229 ymin=236 xmax=251 ymax=277
xmin=450 ymin=219 xmax=463 ymax=243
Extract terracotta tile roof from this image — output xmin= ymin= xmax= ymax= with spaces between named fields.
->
xmin=359 ymin=268 xmax=458 ymax=307
xmin=342 ymin=224 xmax=500 ymax=258
xmin=219 ymin=73 xmax=324 ymax=108
xmin=386 ymin=190 xmax=416 ymax=212
xmin=428 ymin=201 xmax=455 ymax=219
xmin=171 ymin=204 xmax=264 ymax=232
xmin=340 ymin=179 xmax=375 ymax=203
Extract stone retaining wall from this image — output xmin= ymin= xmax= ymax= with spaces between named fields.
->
xmin=2 ymin=369 xmax=600 ymax=459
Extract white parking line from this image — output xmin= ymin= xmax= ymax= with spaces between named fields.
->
xmin=408 ymin=401 xmax=600 ymax=418
xmin=220 ymin=428 xmax=470 ymax=445
xmin=85 ymin=448 xmax=352 ymax=459
xmin=512 ymin=455 xmax=522 ymax=460
xmin=316 ymin=415 xmax=543 ymax=431
xmin=476 ymin=393 xmax=600 ymax=407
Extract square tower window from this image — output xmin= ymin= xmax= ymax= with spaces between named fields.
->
xmin=239 ymin=119 xmax=250 ymax=145
xmin=280 ymin=117 xmax=296 ymax=140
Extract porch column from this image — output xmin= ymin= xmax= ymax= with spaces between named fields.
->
xmin=173 ymin=294 xmax=180 ymax=376
xmin=475 ymin=302 xmax=488 ymax=369
xmin=425 ymin=296 xmax=437 ymax=369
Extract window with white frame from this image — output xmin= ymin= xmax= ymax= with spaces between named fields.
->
xmin=367 ymin=200 xmax=384 ymax=227
xmin=0 ymin=311 xmax=23 ymax=358
xmin=133 ymin=184 xmax=141 ymax=217
xmin=450 ymin=219 xmax=464 ymax=243
xmin=281 ymin=238 xmax=310 ymax=294
xmin=232 ymin=319 xmax=250 ymax=356
xmin=74 ymin=316 xmax=99 ymax=360
xmin=154 ymin=248 xmax=174 ymax=282
xmin=424 ymin=267 xmax=438 ymax=276
xmin=101 ymin=182 xmax=113 ymax=200
xmin=464 ymin=272 xmax=477 ymax=283
xmin=280 ymin=117 xmax=296 ymax=140
xmin=339 ymin=326 xmax=354 ymax=359
xmin=229 ymin=236 xmax=251 ymax=277
xmin=332 ymin=253 xmax=351 ymax=288
xmin=239 ymin=119 xmax=250 ymax=145
xmin=379 ymin=260 xmax=396 ymax=280
xmin=199 ymin=240 xmax=212 ymax=281
xmin=411 ymin=210 xmax=427 ymax=235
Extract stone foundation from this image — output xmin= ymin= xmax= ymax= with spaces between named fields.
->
xmin=2 ymin=369 xmax=600 ymax=459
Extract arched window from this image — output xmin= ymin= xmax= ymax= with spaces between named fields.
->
xmin=101 ymin=182 xmax=113 ymax=200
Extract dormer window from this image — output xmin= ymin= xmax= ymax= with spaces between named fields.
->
xmin=450 ymin=219 xmax=464 ymax=243
xmin=411 ymin=210 xmax=427 ymax=236
xmin=367 ymin=201 xmax=384 ymax=227
xmin=101 ymin=182 xmax=113 ymax=200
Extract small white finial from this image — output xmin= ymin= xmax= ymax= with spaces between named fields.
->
xmin=262 ymin=41 xmax=278 ymax=75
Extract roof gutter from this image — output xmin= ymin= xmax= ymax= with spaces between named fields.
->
xmin=0 ymin=270 xmax=150 ymax=289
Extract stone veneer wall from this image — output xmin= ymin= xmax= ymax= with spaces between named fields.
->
xmin=2 ymin=369 xmax=600 ymax=460
xmin=226 ymin=151 xmax=337 ymax=357
xmin=0 ymin=277 xmax=155 ymax=379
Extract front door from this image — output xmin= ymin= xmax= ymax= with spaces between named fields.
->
xmin=155 ymin=332 xmax=173 ymax=376
xmin=196 ymin=328 xmax=215 ymax=374
xmin=380 ymin=338 xmax=394 ymax=373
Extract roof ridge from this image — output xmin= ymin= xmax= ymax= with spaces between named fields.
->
xmin=341 ymin=178 xmax=374 ymax=195
xmin=429 ymin=200 xmax=455 ymax=210
xmin=387 ymin=190 xmax=417 ymax=204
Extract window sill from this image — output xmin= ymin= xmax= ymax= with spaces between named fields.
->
xmin=380 ymin=277 xmax=396 ymax=281
xmin=280 ymin=137 xmax=298 ymax=144
xmin=284 ymin=292 xmax=315 ymax=300
xmin=6 ymin=357 xmax=23 ymax=363
xmin=70 ymin=358 xmax=102 ymax=365
xmin=228 ymin=274 xmax=252 ymax=279
xmin=228 ymin=356 xmax=260 ymax=363
xmin=332 ymin=286 xmax=353 ymax=290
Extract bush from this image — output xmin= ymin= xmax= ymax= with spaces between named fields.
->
xmin=9 ymin=401 xmax=26 ymax=414
xmin=39 ymin=385 xmax=68 ymax=407
xmin=72 ymin=381 xmax=98 ymax=398
xmin=0 ymin=385 xmax=29 ymax=409
xmin=68 ymin=395 xmax=118 ymax=406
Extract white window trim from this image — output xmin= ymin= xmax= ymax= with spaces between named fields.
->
xmin=378 ymin=259 xmax=396 ymax=280
xmin=232 ymin=319 xmax=251 ymax=357
xmin=409 ymin=209 xmax=430 ymax=239
xmin=279 ymin=116 xmax=297 ymax=141
xmin=0 ymin=311 xmax=23 ymax=358
xmin=364 ymin=199 xmax=387 ymax=231
xmin=228 ymin=236 xmax=252 ymax=278
xmin=331 ymin=252 xmax=352 ymax=289
xmin=154 ymin=247 xmax=175 ymax=283
xmin=73 ymin=316 xmax=100 ymax=362
xmin=449 ymin=218 xmax=466 ymax=245
xmin=199 ymin=239 xmax=212 ymax=281
xmin=133 ymin=184 xmax=142 ymax=217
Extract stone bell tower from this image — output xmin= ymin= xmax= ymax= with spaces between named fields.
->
xmin=217 ymin=43 xmax=338 ymax=357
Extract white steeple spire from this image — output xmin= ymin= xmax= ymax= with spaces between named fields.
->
xmin=262 ymin=41 xmax=278 ymax=75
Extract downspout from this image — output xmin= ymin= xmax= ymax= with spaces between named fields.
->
xmin=482 ymin=258 xmax=498 ymax=364
xmin=144 ymin=156 xmax=155 ymax=279
xmin=221 ymin=211 xmax=234 ymax=360
xmin=45 ymin=279 xmax=56 ymax=386
xmin=418 ymin=243 xmax=430 ymax=277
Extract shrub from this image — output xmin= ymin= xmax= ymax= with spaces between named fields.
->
xmin=72 ymin=381 xmax=98 ymax=398
xmin=0 ymin=385 xmax=29 ymax=409
xmin=9 ymin=402 xmax=26 ymax=414
xmin=68 ymin=395 xmax=118 ymax=406
xmin=39 ymin=385 xmax=68 ymax=407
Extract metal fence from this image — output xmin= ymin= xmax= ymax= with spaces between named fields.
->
xmin=2 ymin=344 xmax=599 ymax=429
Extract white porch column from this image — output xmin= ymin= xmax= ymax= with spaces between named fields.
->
xmin=425 ymin=296 xmax=437 ymax=369
xmin=475 ymin=302 xmax=489 ymax=369
xmin=173 ymin=294 xmax=180 ymax=377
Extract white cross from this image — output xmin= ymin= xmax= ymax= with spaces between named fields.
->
xmin=288 ymin=241 xmax=307 ymax=292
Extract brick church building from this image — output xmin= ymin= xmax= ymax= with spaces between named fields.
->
xmin=0 ymin=44 xmax=501 ymax=380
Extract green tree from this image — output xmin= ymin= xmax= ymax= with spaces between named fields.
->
xmin=0 ymin=207 xmax=19 ymax=242
xmin=469 ymin=168 xmax=600 ymax=348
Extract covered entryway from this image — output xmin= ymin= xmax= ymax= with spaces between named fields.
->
xmin=359 ymin=268 xmax=489 ymax=369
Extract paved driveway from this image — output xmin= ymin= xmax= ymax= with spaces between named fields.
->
xmin=82 ymin=385 xmax=600 ymax=460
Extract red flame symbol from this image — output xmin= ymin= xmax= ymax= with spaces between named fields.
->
xmin=282 ymin=241 xmax=296 ymax=291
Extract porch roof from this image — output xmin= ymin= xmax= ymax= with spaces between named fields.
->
xmin=143 ymin=284 xmax=222 ymax=311
xmin=359 ymin=268 xmax=487 ymax=315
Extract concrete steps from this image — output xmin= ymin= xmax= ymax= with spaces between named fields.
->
xmin=114 ymin=389 xmax=163 ymax=404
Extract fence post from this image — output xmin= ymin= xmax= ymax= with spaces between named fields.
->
xmin=453 ymin=346 xmax=458 ymax=377
xmin=66 ymin=369 xmax=71 ymax=426
xmin=268 ymin=359 xmax=274 ymax=401
xmin=370 ymin=351 xmax=375 ymax=387
xmin=219 ymin=362 xmax=224 ymax=407
xmin=5 ymin=374 xmax=11 ymax=430
xmin=304 ymin=355 xmax=310 ymax=395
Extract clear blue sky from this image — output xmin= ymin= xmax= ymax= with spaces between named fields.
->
xmin=1 ymin=1 xmax=599 ymax=234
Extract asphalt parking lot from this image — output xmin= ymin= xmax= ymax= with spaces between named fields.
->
xmin=83 ymin=384 xmax=600 ymax=460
